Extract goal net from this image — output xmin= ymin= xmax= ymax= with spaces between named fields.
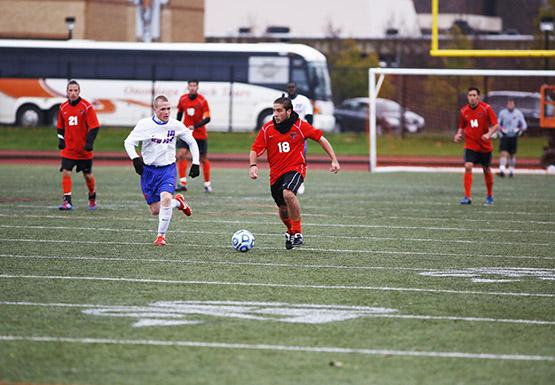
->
xmin=367 ymin=68 xmax=555 ymax=172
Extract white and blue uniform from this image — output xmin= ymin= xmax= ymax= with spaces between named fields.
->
xmin=124 ymin=116 xmax=199 ymax=204
xmin=498 ymin=108 xmax=527 ymax=137
xmin=290 ymin=93 xmax=313 ymax=121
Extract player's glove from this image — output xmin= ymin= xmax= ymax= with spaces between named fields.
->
xmin=189 ymin=164 xmax=200 ymax=178
xmin=58 ymin=139 xmax=65 ymax=150
xmin=132 ymin=157 xmax=145 ymax=175
xmin=84 ymin=143 xmax=93 ymax=151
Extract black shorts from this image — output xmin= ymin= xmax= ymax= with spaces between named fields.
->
xmin=270 ymin=171 xmax=304 ymax=207
xmin=177 ymin=138 xmax=207 ymax=155
xmin=464 ymin=149 xmax=492 ymax=167
xmin=499 ymin=136 xmax=518 ymax=155
xmin=60 ymin=158 xmax=93 ymax=173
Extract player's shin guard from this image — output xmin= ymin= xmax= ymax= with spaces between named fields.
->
xmin=484 ymin=172 xmax=493 ymax=197
xmin=85 ymin=175 xmax=95 ymax=195
xmin=291 ymin=219 xmax=302 ymax=235
xmin=177 ymin=159 xmax=188 ymax=179
xmin=157 ymin=205 xmax=173 ymax=235
xmin=464 ymin=172 xmax=472 ymax=198
xmin=62 ymin=174 xmax=72 ymax=195
xmin=202 ymin=159 xmax=211 ymax=183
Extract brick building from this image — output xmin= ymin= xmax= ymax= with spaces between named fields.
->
xmin=0 ymin=0 xmax=204 ymax=42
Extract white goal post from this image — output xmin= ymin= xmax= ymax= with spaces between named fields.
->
xmin=368 ymin=68 xmax=555 ymax=172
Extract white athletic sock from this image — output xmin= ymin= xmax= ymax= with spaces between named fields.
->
xmin=499 ymin=157 xmax=507 ymax=172
xmin=179 ymin=177 xmax=187 ymax=185
xmin=509 ymin=156 xmax=516 ymax=173
xmin=157 ymin=205 xmax=173 ymax=235
xmin=204 ymin=181 xmax=211 ymax=187
xmin=171 ymin=199 xmax=180 ymax=209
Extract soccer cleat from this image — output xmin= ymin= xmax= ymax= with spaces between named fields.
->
xmin=498 ymin=171 xmax=505 ymax=177
xmin=291 ymin=233 xmax=304 ymax=248
xmin=153 ymin=235 xmax=167 ymax=246
xmin=284 ymin=233 xmax=293 ymax=250
xmin=485 ymin=196 xmax=494 ymax=206
xmin=58 ymin=201 xmax=74 ymax=210
xmin=174 ymin=193 xmax=192 ymax=216
xmin=88 ymin=199 xmax=97 ymax=211
xmin=459 ymin=197 xmax=472 ymax=205
xmin=175 ymin=183 xmax=188 ymax=192
xmin=509 ymin=172 xmax=514 ymax=178
xmin=297 ymin=183 xmax=305 ymax=195
xmin=204 ymin=185 xmax=213 ymax=193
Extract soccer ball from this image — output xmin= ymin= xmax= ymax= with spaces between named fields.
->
xmin=231 ymin=229 xmax=255 ymax=252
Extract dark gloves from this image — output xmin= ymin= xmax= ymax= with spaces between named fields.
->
xmin=133 ymin=157 xmax=145 ymax=175
xmin=189 ymin=164 xmax=200 ymax=178
xmin=58 ymin=139 xmax=65 ymax=150
xmin=84 ymin=143 xmax=93 ymax=151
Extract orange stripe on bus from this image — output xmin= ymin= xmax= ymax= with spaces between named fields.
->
xmin=0 ymin=78 xmax=58 ymax=98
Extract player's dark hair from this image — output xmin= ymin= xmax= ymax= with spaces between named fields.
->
xmin=67 ymin=79 xmax=80 ymax=90
xmin=274 ymin=95 xmax=293 ymax=111
xmin=188 ymin=80 xmax=199 ymax=85
xmin=467 ymin=87 xmax=480 ymax=95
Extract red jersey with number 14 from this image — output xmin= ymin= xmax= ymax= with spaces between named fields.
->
xmin=459 ymin=101 xmax=497 ymax=153
xmin=57 ymin=98 xmax=100 ymax=160
xmin=251 ymin=118 xmax=323 ymax=185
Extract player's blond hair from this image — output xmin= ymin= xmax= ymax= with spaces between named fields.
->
xmin=153 ymin=95 xmax=169 ymax=108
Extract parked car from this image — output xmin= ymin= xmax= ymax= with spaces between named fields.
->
xmin=333 ymin=97 xmax=425 ymax=133
xmin=484 ymin=91 xmax=541 ymax=134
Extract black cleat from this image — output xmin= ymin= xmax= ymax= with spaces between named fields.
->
xmin=175 ymin=184 xmax=188 ymax=192
xmin=291 ymin=233 xmax=303 ymax=248
xmin=285 ymin=233 xmax=293 ymax=250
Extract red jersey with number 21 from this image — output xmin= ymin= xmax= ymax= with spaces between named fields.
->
xmin=459 ymin=101 xmax=497 ymax=153
xmin=57 ymin=98 xmax=100 ymax=160
xmin=251 ymin=119 xmax=323 ymax=185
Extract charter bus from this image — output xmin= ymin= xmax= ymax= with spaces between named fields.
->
xmin=0 ymin=40 xmax=335 ymax=131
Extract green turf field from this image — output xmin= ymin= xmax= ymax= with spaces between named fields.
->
xmin=0 ymin=126 xmax=549 ymax=158
xmin=0 ymin=164 xmax=554 ymax=385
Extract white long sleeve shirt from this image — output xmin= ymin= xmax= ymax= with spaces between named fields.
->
xmin=289 ymin=93 xmax=313 ymax=121
xmin=498 ymin=108 xmax=527 ymax=137
xmin=124 ymin=116 xmax=200 ymax=166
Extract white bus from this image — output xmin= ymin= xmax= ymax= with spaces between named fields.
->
xmin=0 ymin=40 xmax=335 ymax=131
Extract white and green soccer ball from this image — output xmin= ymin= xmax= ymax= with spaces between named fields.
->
xmin=231 ymin=229 xmax=255 ymax=252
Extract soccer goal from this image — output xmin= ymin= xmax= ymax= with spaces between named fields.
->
xmin=367 ymin=68 xmax=555 ymax=172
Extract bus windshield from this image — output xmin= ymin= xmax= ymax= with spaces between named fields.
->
xmin=308 ymin=63 xmax=332 ymax=101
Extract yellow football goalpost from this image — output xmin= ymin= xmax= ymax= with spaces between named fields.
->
xmin=430 ymin=0 xmax=555 ymax=57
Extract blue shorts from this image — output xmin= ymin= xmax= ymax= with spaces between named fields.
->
xmin=140 ymin=163 xmax=176 ymax=205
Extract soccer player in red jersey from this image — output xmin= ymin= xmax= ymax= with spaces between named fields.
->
xmin=454 ymin=87 xmax=499 ymax=206
xmin=56 ymin=80 xmax=100 ymax=210
xmin=249 ymin=96 xmax=340 ymax=249
xmin=176 ymin=80 xmax=212 ymax=192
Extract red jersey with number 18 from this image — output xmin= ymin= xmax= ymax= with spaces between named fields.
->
xmin=251 ymin=119 xmax=323 ymax=185
xmin=459 ymin=101 xmax=498 ymax=153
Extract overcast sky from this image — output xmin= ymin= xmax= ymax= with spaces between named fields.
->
xmin=205 ymin=0 xmax=421 ymax=38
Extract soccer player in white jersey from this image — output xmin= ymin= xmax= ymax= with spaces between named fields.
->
xmin=124 ymin=95 xmax=201 ymax=246
xmin=287 ymin=82 xmax=313 ymax=195
xmin=497 ymin=99 xmax=527 ymax=177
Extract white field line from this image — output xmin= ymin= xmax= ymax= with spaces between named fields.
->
xmin=0 ymin=239 xmax=553 ymax=260
xmin=1 ymin=224 xmax=550 ymax=247
xmin=0 ymin=335 xmax=552 ymax=362
xmin=0 ymin=214 xmax=554 ymax=236
xmin=3 ymin=254 xmax=555 ymax=274
xmin=387 ymin=216 xmax=555 ymax=225
xmin=374 ymin=166 xmax=550 ymax=175
xmin=1 ymin=274 xmax=553 ymax=298
xmin=1 ymin=300 xmax=554 ymax=326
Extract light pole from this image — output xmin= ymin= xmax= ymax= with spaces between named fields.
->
xmin=65 ymin=16 xmax=75 ymax=40
xmin=540 ymin=16 xmax=554 ymax=72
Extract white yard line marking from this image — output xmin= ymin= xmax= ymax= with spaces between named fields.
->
xmin=3 ymin=254 xmax=555 ymax=273
xmin=1 ymin=213 xmax=554 ymax=235
xmin=387 ymin=216 xmax=555 ymax=225
xmin=1 ymin=300 xmax=554 ymax=326
xmin=0 ymin=225 xmax=550 ymax=246
xmin=0 ymin=274 xmax=553 ymax=298
xmin=0 ymin=240 xmax=552 ymax=260
xmin=0 ymin=335 xmax=552 ymax=362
